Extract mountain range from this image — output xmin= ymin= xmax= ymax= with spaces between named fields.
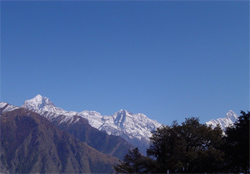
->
xmin=22 ymin=94 xmax=162 ymax=154
xmin=22 ymin=95 xmax=238 ymax=142
xmin=206 ymin=110 xmax=238 ymax=131
xmin=0 ymin=94 xmax=239 ymax=173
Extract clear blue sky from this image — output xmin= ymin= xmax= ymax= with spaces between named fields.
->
xmin=1 ymin=1 xmax=249 ymax=125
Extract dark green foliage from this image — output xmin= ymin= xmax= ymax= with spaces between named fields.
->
xmin=114 ymin=117 xmax=225 ymax=173
xmin=114 ymin=112 xmax=250 ymax=173
xmin=147 ymin=117 xmax=224 ymax=173
xmin=113 ymin=148 xmax=156 ymax=173
xmin=222 ymin=111 xmax=250 ymax=172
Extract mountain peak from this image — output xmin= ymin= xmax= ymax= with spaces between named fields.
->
xmin=33 ymin=94 xmax=49 ymax=101
xmin=117 ymin=109 xmax=128 ymax=114
xmin=226 ymin=110 xmax=238 ymax=122
xmin=116 ymin=109 xmax=133 ymax=115
xmin=226 ymin=110 xmax=236 ymax=115
xmin=33 ymin=94 xmax=46 ymax=101
xmin=206 ymin=110 xmax=238 ymax=131
xmin=22 ymin=94 xmax=55 ymax=111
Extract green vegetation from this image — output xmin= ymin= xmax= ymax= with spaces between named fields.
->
xmin=114 ymin=111 xmax=249 ymax=173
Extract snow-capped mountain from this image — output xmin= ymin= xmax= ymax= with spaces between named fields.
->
xmin=0 ymin=102 xmax=19 ymax=114
xmin=22 ymin=95 xmax=162 ymax=154
xmin=80 ymin=109 xmax=161 ymax=140
xmin=0 ymin=101 xmax=132 ymax=160
xmin=206 ymin=110 xmax=238 ymax=131
xmin=3 ymin=94 xmax=239 ymax=154
xmin=22 ymin=94 xmax=79 ymax=123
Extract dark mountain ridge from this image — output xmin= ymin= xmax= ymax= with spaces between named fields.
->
xmin=0 ymin=107 xmax=118 ymax=173
xmin=53 ymin=114 xmax=133 ymax=159
xmin=1 ymin=101 xmax=133 ymax=160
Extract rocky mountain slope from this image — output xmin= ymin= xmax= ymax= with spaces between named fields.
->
xmin=53 ymin=114 xmax=133 ymax=159
xmin=21 ymin=95 xmax=133 ymax=159
xmin=22 ymin=94 xmax=162 ymax=154
xmin=0 ymin=105 xmax=118 ymax=173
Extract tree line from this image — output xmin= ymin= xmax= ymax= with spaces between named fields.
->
xmin=114 ymin=111 xmax=249 ymax=173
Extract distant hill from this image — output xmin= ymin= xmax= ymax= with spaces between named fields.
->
xmin=0 ymin=106 xmax=118 ymax=173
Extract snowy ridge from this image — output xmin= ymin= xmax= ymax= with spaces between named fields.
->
xmin=0 ymin=102 xmax=19 ymax=114
xmin=21 ymin=95 xmax=162 ymax=149
xmin=80 ymin=109 xmax=162 ymax=141
xmin=22 ymin=94 xmax=68 ymax=114
xmin=22 ymin=94 xmax=78 ymax=123
xmin=206 ymin=110 xmax=238 ymax=131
